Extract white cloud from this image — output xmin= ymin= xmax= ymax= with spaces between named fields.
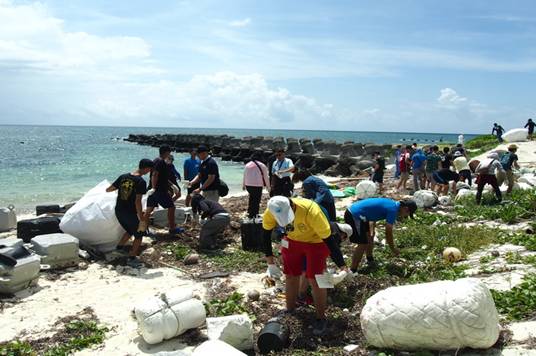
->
xmin=229 ymin=18 xmax=251 ymax=28
xmin=0 ymin=0 xmax=154 ymax=78
xmin=437 ymin=88 xmax=468 ymax=106
xmin=89 ymin=71 xmax=335 ymax=127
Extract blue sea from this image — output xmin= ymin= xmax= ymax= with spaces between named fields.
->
xmin=0 ymin=125 xmax=476 ymax=213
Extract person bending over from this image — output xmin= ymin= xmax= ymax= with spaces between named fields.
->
xmin=191 ymin=194 xmax=230 ymax=250
xmin=344 ymin=198 xmax=416 ymax=272
xmin=292 ymin=169 xmax=336 ymax=221
xmin=106 ymin=158 xmax=154 ymax=267
xmin=262 ymin=196 xmax=347 ymax=336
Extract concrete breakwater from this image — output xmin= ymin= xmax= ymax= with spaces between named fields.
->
xmin=125 ymin=134 xmax=394 ymax=177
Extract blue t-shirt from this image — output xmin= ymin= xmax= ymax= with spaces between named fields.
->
xmin=412 ymin=151 xmax=426 ymax=169
xmin=183 ymin=158 xmax=201 ymax=181
xmin=302 ymin=176 xmax=334 ymax=205
xmin=348 ymin=198 xmax=400 ymax=225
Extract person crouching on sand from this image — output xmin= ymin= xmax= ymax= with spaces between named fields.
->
xmin=106 ymin=159 xmax=154 ymax=268
xmin=191 ymin=194 xmax=230 ymax=250
xmin=262 ymin=196 xmax=347 ymax=336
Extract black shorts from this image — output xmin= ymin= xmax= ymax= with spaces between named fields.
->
xmin=372 ymin=172 xmax=384 ymax=184
xmin=115 ymin=209 xmax=141 ymax=238
xmin=344 ymin=209 xmax=369 ymax=245
xmin=187 ymin=181 xmax=200 ymax=195
xmin=147 ymin=190 xmax=174 ymax=209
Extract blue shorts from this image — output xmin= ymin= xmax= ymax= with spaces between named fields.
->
xmin=147 ymin=190 xmax=174 ymax=209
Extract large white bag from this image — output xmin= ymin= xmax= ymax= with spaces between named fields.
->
xmin=503 ymin=128 xmax=528 ymax=143
xmin=361 ymin=278 xmax=500 ymax=350
xmin=59 ymin=180 xmax=124 ymax=252
xmin=518 ymin=174 xmax=536 ymax=187
xmin=413 ymin=190 xmax=438 ymax=208
xmin=134 ymin=289 xmax=206 ymax=345
xmin=355 ymin=180 xmax=377 ymax=200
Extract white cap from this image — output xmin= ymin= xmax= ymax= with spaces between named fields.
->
xmin=267 ymin=196 xmax=295 ymax=227
xmin=336 ymin=223 xmax=353 ymax=238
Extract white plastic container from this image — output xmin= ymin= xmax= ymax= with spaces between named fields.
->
xmin=31 ymin=233 xmax=79 ymax=269
xmin=0 ymin=205 xmax=17 ymax=232
xmin=0 ymin=238 xmax=40 ymax=294
xmin=152 ymin=207 xmax=192 ymax=227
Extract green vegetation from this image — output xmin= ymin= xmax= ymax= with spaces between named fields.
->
xmin=204 ymin=248 xmax=265 ymax=272
xmin=0 ymin=341 xmax=34 ymax=356
xmin=464 ymin=134 xmax=499 ymax=158
xmin=359 ymin=216 xmax=496 ymax=284
xmin=504 ymin=252 xmax=536 ymax=267
xmin=166 ymin=243 xmax=192 ymax=260
xmin=0 ymin=320 xmax=108 ymax=356
xmin=455 ymin=189 xmax=536 ymax=224
xmin=492 ymin=274 xmax=536 ymax=320
xmin=44 ymin=320 xmax=109 ymax=356
xmin=205 ymin=292 xmax=248 ymax=317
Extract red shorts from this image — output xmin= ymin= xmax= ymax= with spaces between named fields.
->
xmin=280 ymin=237 xmax=329 ymax=279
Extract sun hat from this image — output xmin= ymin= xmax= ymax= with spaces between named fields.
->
xmin=267 ymin=196 xmax=295 ymax=227
xmin=453 ymin=151 xmax=463 ymax=157
xmin=197 ymin=145 xmax=209 ymax=153
xmin=336 ymin=223 xmax=353 ymax=238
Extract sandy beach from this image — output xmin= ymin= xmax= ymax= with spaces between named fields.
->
xmin=2 ymin=139 xmax=536 ymax=355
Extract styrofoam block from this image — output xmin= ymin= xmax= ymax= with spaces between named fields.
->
xmin=31 ymin=233 xmax=79 ymax=268
xmin=193 ymin=340 xmax=247 ymax=356
xmin=206 ymin=314 xmax=253 ymax=351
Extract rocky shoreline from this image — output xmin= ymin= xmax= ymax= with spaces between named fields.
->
xmin=125 ymin=133 xmax=394 ymax=176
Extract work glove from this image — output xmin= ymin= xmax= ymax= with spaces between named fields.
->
xmin=137 ymin=221 xmax=148 ymax=233
xmin=147 ymin=188 xmax=155 ymax=197
xmin=332 ymin=270 xmax=349 ymax=286
xmin=266 ymin=264 xmax=283 ymax=280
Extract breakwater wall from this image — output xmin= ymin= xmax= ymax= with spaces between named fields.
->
xmin=125 ymin=134 xmax=395 ymax=176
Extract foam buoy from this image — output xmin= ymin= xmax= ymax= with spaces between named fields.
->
xmin=443 ymin=247 xmax=462 ymax=262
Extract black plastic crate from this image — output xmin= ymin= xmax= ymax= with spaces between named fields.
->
xmin=36 ymin=204 xmax=61 ymax=216
xmin=17 ymin=217 xmax=62 ymax=243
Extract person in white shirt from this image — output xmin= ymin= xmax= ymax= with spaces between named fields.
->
xmin=453 ymin=151 xmax=472 ymax=186
xmin=270 ymin=149 xmax=295 ymax=197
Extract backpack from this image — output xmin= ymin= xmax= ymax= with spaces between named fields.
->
xmin=217 ymin=180 xmax=229 ymax=197
xmin=500 ymin=152 xmax=511 ymax=170
xmin=476 ymin=158 xmax=494 ymax=174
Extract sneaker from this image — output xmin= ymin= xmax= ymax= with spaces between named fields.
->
xmin=312 ymin=319 xmax=328 ymax=336
xmin=126 ymin=257 xmax=143 ymax=268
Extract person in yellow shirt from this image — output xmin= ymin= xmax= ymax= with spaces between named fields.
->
xmin=262 ymin=196 xmax=347 ymax=336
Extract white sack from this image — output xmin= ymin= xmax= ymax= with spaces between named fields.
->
xmin=59 ymin=180 xmax=124 ymax=252
xmin=503 ymin=128 xmax=528 ymax=143
xmin=355 ymin=180 xmax=377 ymax=200
xmin=518 ymin=174 xmax=536 ymax=187
xmin=413 ymin=190 xmax=438 ymax=208
xmin=134 ymin=289 xmax=206 ymax=345
xmin=438 ymin=196 xmax=451 ymax=206
xmin=206 ymin=314 xmax=254 ymax=351
xmin=455 ymin=189 xmax=476 ymax=201
xmin=193 ymin=340 xmax=247 ymax=356
xmin=360 ymin=278 xmax=500 ymax=350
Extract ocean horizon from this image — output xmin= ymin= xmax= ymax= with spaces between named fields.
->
xmin=1 ymin=124 xmax=478 ymax=213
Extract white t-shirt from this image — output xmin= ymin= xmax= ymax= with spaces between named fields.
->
xmin=271 ymin=158 xmax=294 ymax=178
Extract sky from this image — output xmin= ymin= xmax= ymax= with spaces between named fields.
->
xmin=1 ymin=0 xmax=535 ymax=133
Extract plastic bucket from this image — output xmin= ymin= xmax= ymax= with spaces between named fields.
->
xmin=172 ymin=298 xmax=206 ymax=335
xmin=257 ymin=321 xmax=289 ymax=354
